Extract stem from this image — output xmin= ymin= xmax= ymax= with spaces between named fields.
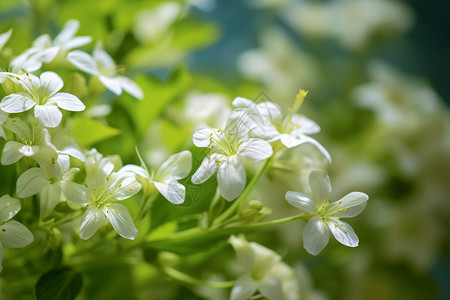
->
xmin=163 ymin=266 xmax=235 ymax=288
xmin=136 ymin=193 xmax=157 ymax=221
xmin=212 ymin=156 xmax=273 ymax=227
xmin=226 ymin=213 xmax=306 ymax=230
xmin=52 ymin=211 xmax=83 ymax=227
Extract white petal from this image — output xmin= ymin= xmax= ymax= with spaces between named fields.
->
xmin=55 ymin=19 xmax=79 ymax=44
xmin=16 ymin=167 xmax=49 ymax=198
xmin=49 ymin=92 xmax=85 ymax=111
xmin=39 ymin=71 xmax=63 ymax=96
xmin=156 ymin=150 xmax=192 ymax=181
xmin=99 ymin=75 xmax=122 ymax=95
xmin=1 ymin=141 xmax=25 ymax=165
xmin=217 ymin=156 xmax=246 ymax=201
xmin=0 ymin=29 xmax=12 ymax=51
xmin=64 ymin=36 xmax=92 ymax=50
xmin=0 ymin=221 xmax=33 ymax=248
xmin=231 ymin=97 xmax=255 ymax=109
xmin=2 ymin=117 xmax=31 ymax=139
xmin=309 ymin=170 xmax=331 ymax=208
xmin=193 ymin=126 xmax=214 ymax=147
xmin=303 ymin=216 xmax=331 ymax=255
xmin=154 ymin=179 xmax=185 ymax=204
xmin=230 ymin=275 xmax=258 ymax=300
xmin=330 ymin=192 xmax=369 ymax=218
xmin=285 ymin=191 xmax=316 ymax=214
xmin=39 ymin=183 xmax=62 ymax=218
xmin=60 ymin=146 xmax=85 ymax=162
xmin=93 ymin=43 xmax=116 ymax=71
xmin=256 ymin=101 xmax=283 ymax=121
xmin=237 ymin=138 xmax=273 ymax=162
xmin=0 ymin=93 xmax=35 ymax=113
xmin=79 ymin=206 xmax=107 ymax=240
xmin=19 ymin=145 xmax=39 ymax=157
xmin=118 ymin=76 xmax=143 ymax=99
xmin=67 ymin=50 xmax=98 ymax=75
xmin=290 ymin=114 xmax=320 ymax=135
xmin=33 ymin=46 xmax=60 ymax=64
xmin=259 ymin=276 xmax=284 ymax=300
xmin=0 ymin=195 xmax=21 ymax=222
xmin=61 ymin=181 xmax=90 ymax=206
xmin=281 ymin=134 xmax=331 ymax=162
xmin=109 ymin=173 xmax=141 ymax=200
xmin=191 ymin=154 xmax=222 ymax=184
xmin=328 ymin=219 xmax=359 ymax=247
xmin=120 ymin=164 xmax=149 ymax=180
xmin=34 ymin=105 xmax=62 ymax=128
xmin=103 ymin=203 xmax=138 ymax=240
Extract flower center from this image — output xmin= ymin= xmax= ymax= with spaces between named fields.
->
xmin=208 ymin=128 xmax=240 ymax=157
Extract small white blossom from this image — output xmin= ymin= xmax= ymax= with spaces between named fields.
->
xmin=192 ymin=111 xmax=273 ymax=201
xmin=0 ymin=195 xmax=34 ymax=273
xmin=285 ymin=170 xmax=368 ymax=255
xmin=232 ymin=92 xmax=331 ymax=162
xmin=10 ymin=19 xmax=91 ymax=72
xmin=229 ymin=235 xmax=285 ymax=300
xmin=122 ymin=150 xmax=192 ymax=205
xmin=62 ymin=150 xmax=141 ymax=240
xmin=0 ymin=71 xmax=85 ymax=127
xmin=67 ymin=43 xmax=143 ymax=99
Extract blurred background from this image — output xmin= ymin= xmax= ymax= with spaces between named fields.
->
xmin=0 ymin=0 xmax=449 ymax=299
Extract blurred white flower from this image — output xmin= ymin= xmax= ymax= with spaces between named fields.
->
xmin=285 ymin=170 xmax=368 ymax=255
xmin=68 ymin=43 xmax=143 ymax=99
xmin=0 ymin=29 xmax=12 ymax=52
xmin=0 ymin=195 xmax=34 ymax=273
xmin=122 ymin=150 xmax=192 ymax=204
xmin=228 ymin=235 xmax=284 ymax=300
xmin=10 ymin=19 xmax=91 ymax=72
xmin=184 ymin=92 xmax=231 ymax=128
xmin=191 ymin=111 xmax=273 ymax=201
xmin=62 ymin=150 xmax=141 ymax=240
xmin=0 ymin=71 xmax=85 ymax=127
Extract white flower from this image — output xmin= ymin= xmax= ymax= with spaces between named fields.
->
xmin=67 ymin=43 xmax=143 ymax=99
xmin=0 ymin=195 xmax=34 ymax=273
xmin=191 ymin=111 xmax=273 ymax=201
xmin=1 ymin=118 xmax=58 ymax=166
xmin=285 ymin=170 xmax=368 ymax=255
xmin=122 ymin=150 xmax=192 ymax=205
xmin=16 ymin=155 xmax=79 ymax=217
xmin=232 ymin=93 xmax=331 ymax=162
xmin=62 ymin=151 xmax=141 ymax=240
xmin=0 ymin=71 xmax=85 ymax=127
xmin=184 ymin=92 xmax=231 ymax=128
xmin=228 ymin=235 xmax=284 ymax=300
xmin=10 ymin=19 xmax=91 ymax=72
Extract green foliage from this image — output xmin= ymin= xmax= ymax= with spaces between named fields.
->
xmin=35 ymin=267 xmax=83 ymax=300
xmin=71 ymin=117 xmax=120 ymax=147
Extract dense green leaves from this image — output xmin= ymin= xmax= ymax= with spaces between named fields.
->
xmin=35 ymin=267 xmax=82 ymax=300
xmin=71 ymin=117 xmax=120 ymax=146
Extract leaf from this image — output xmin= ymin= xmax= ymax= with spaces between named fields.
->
xmin=35 ymin=267 xmax=82 ymax=300
xmin=71 ymin=117 xmax=120 ymax=146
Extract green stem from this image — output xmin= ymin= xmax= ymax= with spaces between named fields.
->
xmin=136 ymin=193 xmax=157 ymax=221
xmin=163 ymin=266 xmax=235 ymax=288
xmin=226 ymin=213 xmax=306 ymax=230
xmin=52 ymin=211 xmax=83 ymax=227
xmin=212 ymin=156 xmax=273 ymax=227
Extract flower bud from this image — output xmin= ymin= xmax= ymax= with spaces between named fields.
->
xmin=239 ymin=200 xmax=272 ymax=223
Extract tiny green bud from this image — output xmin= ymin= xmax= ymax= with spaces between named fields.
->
xmin=239 ymin=200 xmax=272 ymax=223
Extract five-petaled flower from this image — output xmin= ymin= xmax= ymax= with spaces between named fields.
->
xmin=62 ymin=150 xmax=141 ymax=240
xmin=191 ymin=111 xmax=273 ymax=201
xmin=0 ymin=71 xmax=85 ymax=128
xmin=0 ymin=195 xmax=34 ymax=273
xmin=285 ymin=170 xmax=368 ymax=255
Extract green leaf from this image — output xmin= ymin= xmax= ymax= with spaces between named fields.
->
xmin=147 ymin=221 xmax=178 ymax=241
xmin=71 ymin=117 xmax=120 ymax=146
xmin=35 ymin=267 xmax=82 ymax=300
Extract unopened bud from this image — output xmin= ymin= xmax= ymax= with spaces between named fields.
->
xmin=158 ymin=251 xmax=181 ymax=267
xmin=239 ymin=200 xmax=272 ymax=223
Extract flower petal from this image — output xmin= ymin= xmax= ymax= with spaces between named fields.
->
xmin=54 ymin=19 xmax=79 ymax=44
xmin=67 ymin=50 xmax=98 ymax=75
xmin=154 ymin=179 xmax=185 ymax=204
xmin=64 ymin=36 xmax=92 ymax=50
xmin=237 ymin=138 xmax=273 ymax=162
xmin=191 ymin=154 xmax=222 ymax=184
xmin=230 ymin=275 xmax=258 ymax=300
xmin=259 ymin=276 xmax=284 ymax=300
xmin=103 ymin=203 xmax=138 ymax=240
xmin=0 ymin=93 xmax=35 ymax=113
xmin=289 ymin=114 xmax=320 ymax=135
xmin=192 ymin=126 xmax=214 ymax=147
xmin=16 ymin=167 xmax=50 ymax=198
xmin=309 ymin=170 xmax=331 ymax=208
xmin=2 ymin=117 xmax=31 ymax=139
xmin=118 ymin=76 xmax=143 ymax=99
xmin=285 ymin=191 xmax=316 ymax=214
xmin=93 ymin=43 xmax=116 ymax=71
xmin=0 ymin=29 xmax=12 ymax=51
xmin=330 ymin=192 xmax=369 ymax=218
xmin=0 ymin=221 xmax=33 ymax=248
xmin=39 ymin=71 xmax=63 ymax=96
xmin=0 ymin=195 xmax=21 ymax=222
xmin=303 ymin=216 xmax=330 ymax=255
xmin=217 ymin=156 xmax=246 ymax=201
xmin=281 ymin=134 xmax=331 ymax=162
xmin=79 ymin=206 xmax=107 ymax=240
xmin=40 ymin=183 xmax=62 ymax=218
xmin=49 ymin=92 xmax=85 ymax=111
xmin=61 ymin=181 xmax=89 ymax=206
xmin=328 ymin=218 xmax=359 ymax=247
xmin=99 ymin=75 xmax=122 ymax=95
xmin=156 ymin=150 xmax=192 ymax=181
xmin=109 ymin=172 xmax=142 ymax=200
xmin=34 ymin=104 xmax=62 ymax=128
xmin=1 ymin=141 xmax=25 ymax=165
